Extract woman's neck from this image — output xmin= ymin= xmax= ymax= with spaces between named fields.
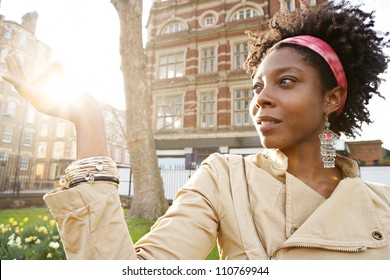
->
xmin=281 ymin=144 xmax=342 ymax=198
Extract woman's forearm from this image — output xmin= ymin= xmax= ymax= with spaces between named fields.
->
xmin=73 ymin=108 xmax=109 ymax=159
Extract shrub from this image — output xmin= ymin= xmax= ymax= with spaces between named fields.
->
xmin=0 ymin=215 xmax=66 ymax=260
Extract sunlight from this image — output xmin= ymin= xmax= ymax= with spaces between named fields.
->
xmin=41 ymin=66 xmax=85 ymax=107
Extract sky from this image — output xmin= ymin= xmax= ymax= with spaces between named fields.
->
xmin=0 ymin=0 xmax=389 ymax=149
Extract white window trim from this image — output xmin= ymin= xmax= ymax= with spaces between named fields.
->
xmin=199 ymin=10 xmax=219 ymax=28
xmin=2 ymin=125 xmax=13 ymax=143
xmin=154 ymin=93 xmax=184 ymax=131
xmin=157 ymin=17 xmax=189 ymax=35
xmin=231 ymin=40 xmax=249 ymax=70
xmin=197 ymin=90 xmax=217 ymax=129
xmin=22 ymin=130 xmax=34 ymax=147
xmin=156 ymin=49 xmax=187 ymax=80
xmin=231 ymin=88 xmax=253 ymax=127
xmin=199 ymin=45 xmax=217 ymax=74
xmin=226 ymin=2 xmax=265 ymax=22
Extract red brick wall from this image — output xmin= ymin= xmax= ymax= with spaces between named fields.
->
xmin=347 ymin=140 xmax=384 ymax=165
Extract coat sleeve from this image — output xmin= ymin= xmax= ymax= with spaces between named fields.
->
xmin=43 ymin=182 xmax=136 ymax=260
xmin=134 ymin=162 xmax=220 ymax=259
xmin=43 ymin=155 xmax=222 ymax=260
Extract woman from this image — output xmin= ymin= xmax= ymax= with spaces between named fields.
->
xmin=3 ymin=1 xmax=390 ymax=259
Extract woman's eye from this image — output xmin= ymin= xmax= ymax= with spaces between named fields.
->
xmin=280 ymin=77 xmax=295 ymax=85
xmin=253 ymin=84 xmax=263 ymax=94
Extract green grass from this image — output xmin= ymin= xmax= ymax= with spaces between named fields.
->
xmin=0 ymin=207 xmax=52 ymax=225
xmin=0 ymin=207 xmax=219 ymax=259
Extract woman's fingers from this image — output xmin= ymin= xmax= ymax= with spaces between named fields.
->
xmin=2 ymin=53 xmax=100 ymax=124
xmin=4 ymin=53 xmax=27 ymax=81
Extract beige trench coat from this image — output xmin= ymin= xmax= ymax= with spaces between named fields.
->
xmin=44 ymin=150 xmax=390 ymax=259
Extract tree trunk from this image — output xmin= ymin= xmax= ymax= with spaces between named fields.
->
xmin=111 ymin=0 xmax=168 ymax=219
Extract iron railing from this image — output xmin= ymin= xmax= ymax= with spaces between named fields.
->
xmin=0 ymin=156 xmax=197 ymax=200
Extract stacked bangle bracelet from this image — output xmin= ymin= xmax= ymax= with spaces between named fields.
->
xmin=59 ymin=156 xmax=119 ymax=188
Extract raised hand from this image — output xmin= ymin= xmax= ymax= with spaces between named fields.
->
xmin=2 ymin=53 xmax=109 ymax=159
xmin=2 ymin=53 xmax=98 ymax=123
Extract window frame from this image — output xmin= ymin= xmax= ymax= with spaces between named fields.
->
xmin=162 ymin=21 xmax=186 ymax=34
xmin=232 ymin=42 xmax=249 ymax=70
xmin=200 ymin=46 xmax=217 ymax=74
xmin=158 ymin=52 xmax=185 ymax=79
xmin=198 ymin=90 xmax=217 ymax=129
xmin=230 ymin=7 xmax=260 ymax=21
xmin=232 ymin=88 xmax=253 ymax=127
xmin=2 ymin=125 xmax=13 ymax=143
xmin=155 ymin=94 xmax=183 ymax=131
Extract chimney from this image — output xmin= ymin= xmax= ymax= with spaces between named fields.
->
xmin=21 ymin=11 xmax=39 ymax=34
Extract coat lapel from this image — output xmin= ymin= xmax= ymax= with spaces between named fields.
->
xmin=283 ymin=177 xmax=390 ymax=250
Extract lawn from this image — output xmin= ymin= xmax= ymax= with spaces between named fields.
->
xmin=0 ymin=207 xmax=219 ymax=260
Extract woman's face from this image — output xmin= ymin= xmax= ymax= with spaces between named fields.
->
xmin=250 ymin=47 xmax=326 ymax=152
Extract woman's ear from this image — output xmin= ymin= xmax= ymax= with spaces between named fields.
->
xmin=324 ymin=86 xmax=345 ymax=115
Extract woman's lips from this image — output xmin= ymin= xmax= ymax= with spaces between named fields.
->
xmin=256 ymin=116 xmax=281 ymax=132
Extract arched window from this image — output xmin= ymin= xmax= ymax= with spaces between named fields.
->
xmin=230 ymin=7 xmax=260 ymax=21
xmin=199 ymin=11 xmax=219 ymax=28
xmin=162 ymin=21 xmax=186 ymax=34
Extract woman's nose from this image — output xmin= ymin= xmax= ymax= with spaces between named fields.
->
xmin=255 ymin=87 xmax=274 ymax=109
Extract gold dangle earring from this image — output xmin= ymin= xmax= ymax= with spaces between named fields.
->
xmin=318 ymin=115 xmax=338 ymax=168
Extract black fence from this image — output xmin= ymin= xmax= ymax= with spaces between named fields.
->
xmin=0 ymin=156 xmax=198 ymax=199
xmin=117 ymin=166 xmax=197 ymax=200
xmin=0 ymin=156 xmax=72 ymax=196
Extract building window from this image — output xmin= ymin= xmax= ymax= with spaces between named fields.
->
xmin=280 ymin=0 xmax=295 ymax=12
xmin=55 ymin=122 xmax=66 ymax=138
xmin=231 ymin=7 xmax=260 ymax=21
xmin=6 ymin=100 xmax=17 ymax=117
xmin=3 ymin=27 xmax=13 ymax=39
xmin=22 ymin=131 xmax=33 ymax=147
xmin=37 ymin=142 xmax=47 ymax=158
xmin=308 ymin=0 xmax=316 ymax=5
xmin=155 ymin=95 xmax=182 ymax=130
xmin=201 ymin=47 xmax=216 ymax=73
xmin=40 ymin=124 xmax=49 ymax=137
xmin=199 ymin=91 xmax=216 ymax=128
xmin=52 ymin=141 xmax=65 ymax=159
xmin=162 ymin=21 xmax=186 ymax=34
xmin=35 ymin=162 xmax=45 ymax=178
xmin=26 ymin=107 xmax=36 ymax=124
xmin=19 ymin=32 xmax=28 ymax=46
xmin=199 ymin=11 xmax=218 ymax=28
xmin=204 ymin=14 xmax=216 ymax=26
xmin=49 ymin=163 xmax=58 ymax=180
xmin=233 ymin=89 xmax=252 ymax=126
xmin=233 ymin=43 xmax=249 ymax=70
xmin=0 ymin=151 xmax=9 ymax=162
xmin=2 ymin=126 xmax=13 ymax=143
xmin=20 ymin=156 xmax=29 ymax=171
xmin=159 ymin=53 xmax=185 ymax=79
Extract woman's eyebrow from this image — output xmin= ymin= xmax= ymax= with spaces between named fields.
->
xmin=254 ymin=66 xmax=305 ymax=81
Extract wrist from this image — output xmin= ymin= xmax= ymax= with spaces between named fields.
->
xmin=60 ymin=156 xmax=119 ymax=188
xmin=73 ymin=107 xmax=109 ymax=159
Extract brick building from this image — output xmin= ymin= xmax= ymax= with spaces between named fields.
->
xmin=0 ymin=12 xmax=129 ymax=193
xmin=145 ymin=0 xmax=325 ymax=168
xmin=347 ymin=140 xmax=385 ymax=166
xmin=0 ymin=12 xmax=53 ymax=190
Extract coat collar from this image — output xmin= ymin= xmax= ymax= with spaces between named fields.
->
xmin=283 ymin=176 xmax=390 ymax=250
xmin=253 ymin=148 xmax=360 ymax=179
xmin=252 ymin=149 xmax=389 ymax=251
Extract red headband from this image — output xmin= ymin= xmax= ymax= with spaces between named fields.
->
xmin=279 ymin=35 xmax=347 ymax=115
